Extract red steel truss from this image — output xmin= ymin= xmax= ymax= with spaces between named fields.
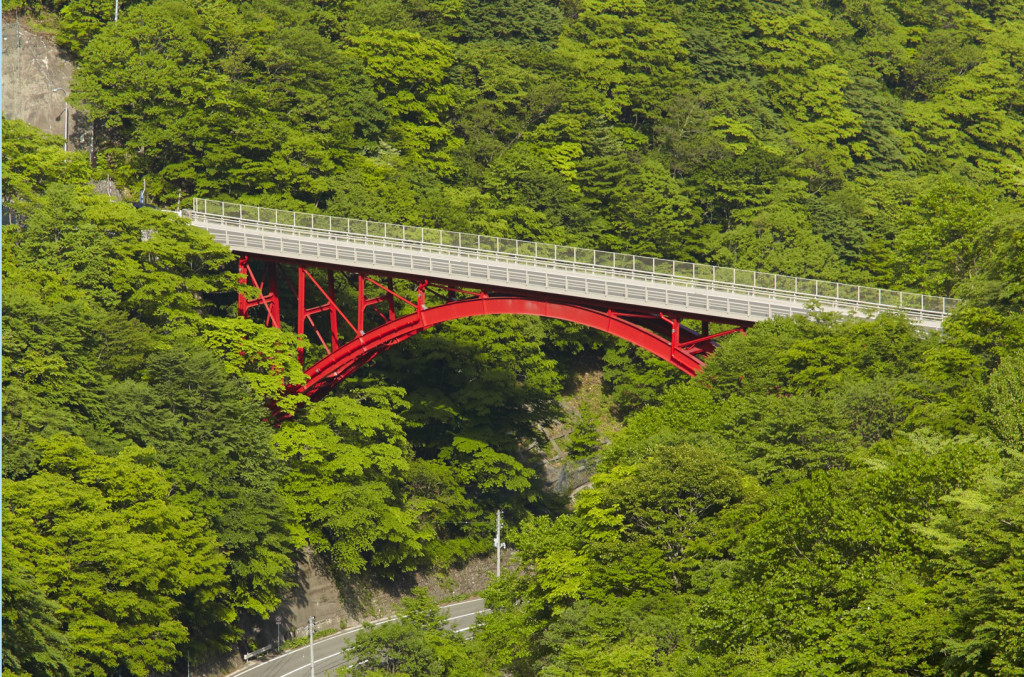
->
xmin=237 ymin=256 xmax=747 ymax=403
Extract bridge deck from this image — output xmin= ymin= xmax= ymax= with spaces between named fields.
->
xmin=187 ymin=199 xmax=958 ymax=331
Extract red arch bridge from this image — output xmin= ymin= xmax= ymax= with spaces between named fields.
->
xmin=186 ymin=199 xmax=959 ymax=402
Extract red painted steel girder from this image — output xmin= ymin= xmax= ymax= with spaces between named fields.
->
xmin=297 ymin=296 xmax=718 ymax=401
xmin=236 ymin=258 xmax=746 ymax=407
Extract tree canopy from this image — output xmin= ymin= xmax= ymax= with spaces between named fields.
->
xmin=4 ymin=0 xmax=1024 ymax=672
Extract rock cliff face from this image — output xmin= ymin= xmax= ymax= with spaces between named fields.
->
xmin=2 ymin=17 xmax=86 ymax=148
xmin=265 ymin=548 xmax=498 ymax=641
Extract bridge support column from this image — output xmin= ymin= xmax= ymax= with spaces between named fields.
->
xmin=295 ymin=267 xmax=347 ymax=362
xmin=238 ymin=257 xmax=280 ymax=329
xmin=328 ymin=271 xmax=338 ymax=350
xmin=357 ymin=275 xmax=366 ymax=335
xmin=297 ymin=266 xmax=306 ymax=364
xmin=662 ymin=313 xmax=681 ymax=353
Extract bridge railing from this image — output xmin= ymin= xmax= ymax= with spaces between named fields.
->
xmin=191 ymin=198 xmax=959 ymax=322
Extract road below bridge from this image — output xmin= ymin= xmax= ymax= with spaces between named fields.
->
xmin=228 ymin=598 xmax=487 ymax=677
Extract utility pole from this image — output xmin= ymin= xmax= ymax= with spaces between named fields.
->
xmin=495 ymin=509 xmax=503 ymax=577
xmin=308 ymin=617 xmax=315 ymax=677
xmin=51 ymin=88 xmax=68 ymax=151
xmin=114 ymin=0 xmax=119 ymax=21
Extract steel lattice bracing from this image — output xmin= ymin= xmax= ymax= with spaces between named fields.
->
xmin=188 ymin=199 xmax=960 ymax=403
xmin=234 ymin=258 xmax=740 ymax=402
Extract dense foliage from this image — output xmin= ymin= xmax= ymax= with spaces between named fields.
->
xmin=2 ymin=117 xmax=541 ymax=675
xmin=3 ymin=0 xmax=1024 ymax=674
xmin=338 ymin=314 xmax=1024 ymax=676
xmin=469 ymin=310 xmax=1024 ymax=675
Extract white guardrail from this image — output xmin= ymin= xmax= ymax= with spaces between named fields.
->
xmin=189 ymin=198 xmax=959 ymax=327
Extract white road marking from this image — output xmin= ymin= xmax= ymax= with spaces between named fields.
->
xmin=280 ymin=650 xmax=346 ymax=677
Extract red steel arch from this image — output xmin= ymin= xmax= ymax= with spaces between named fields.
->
xmin=300 ymin=296 xmax=723 ymax=400
xmin=236 ymin=257 xmax=744 ymax=405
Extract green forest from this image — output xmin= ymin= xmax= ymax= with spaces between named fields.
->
xmin=2 ymin=0 xmax=1023 ymax=674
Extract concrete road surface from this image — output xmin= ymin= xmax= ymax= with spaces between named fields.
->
xmin=228 ymin=598 xmax=487 ymax=677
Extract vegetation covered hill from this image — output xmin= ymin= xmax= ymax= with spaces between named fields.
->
xmin=2 ymin=0 xmax=1023 ymax=675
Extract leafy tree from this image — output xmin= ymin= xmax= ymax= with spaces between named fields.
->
xmin=374 ymin=314 xmax=562 ymax=452
xmin=129 ymin=343 xmax=299 ymax=619
xmin=1 ymin=262 xmax=147 ymax=468
xmin=935 ymin=448 xmax=1024 ymax=676
xmin=461 ymin=0 xmax=562 ymax=44
xmin=5 ymin=183 xmax=235 ymax=324
xmin=866 ymin=174 xmax=1022 ymax=297
xmin=3 ymin=435 xmax=230 ymax=676
xmin=344 ymin=588 xmax=488 ymax=677
xmin=197 ymin=316 xmax=310 ymax=414
xmin=565 ymin=407 xmax=601 ymax=458
xmin=274 ymin=388 xmax=432 ymax=574
xmin=601 ymin=341 xmax=686 ymax=416
xmin=696 ymin=313 xmax=925 ymax=398
xmin=1 ymin=540 xmax=76 ymax=677
xmin=533 ymin=595 xmax=690 ymax=677
xmin=56 ymin=0 xmax=122 ymax=54
xmin=982 ymin=350 xmax=1024 ymax=452
xmin=439 ymin=436 xmax=535 ymax=501
xmin=73 ymin=0 xmax=357 ymax=203
xmin=345 ymin=28 xmax=462 ymax=175
xmin=1 ymin=118 xmax=90 ymax=203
